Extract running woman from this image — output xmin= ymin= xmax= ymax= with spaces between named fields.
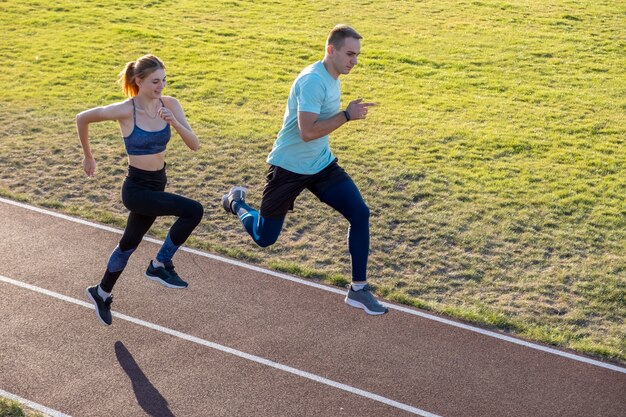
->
xmin=222 ymin=25 xmax=387 ymax=315
xmin=77 ymin=54 xmax=204 ymax=325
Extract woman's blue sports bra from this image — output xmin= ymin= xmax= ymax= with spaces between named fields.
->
xmin=123 ymin=98 xmax=171 ymax=156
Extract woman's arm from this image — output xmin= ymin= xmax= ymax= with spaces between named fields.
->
xmin=161 ymin=97 xmax=200 ymax=151
xmin=76 ymin=101 xmax=129 ymax=176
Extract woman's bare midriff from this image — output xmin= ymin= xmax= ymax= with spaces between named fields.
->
xmin=128 ymin=152 xmax=166 ymax=171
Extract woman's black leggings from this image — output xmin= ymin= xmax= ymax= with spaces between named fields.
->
xmin=100 ymin=165 xmax=203 ymax=292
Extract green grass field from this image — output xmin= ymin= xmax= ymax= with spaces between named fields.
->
xmin=0 ymin=397 xmax=44 ymax=417
xmin=0 ymin=0 xmax=624 ymax=362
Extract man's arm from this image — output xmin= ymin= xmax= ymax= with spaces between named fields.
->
xmin=298 ymin=98 xmax=376 ymax=142
xmin=298 ymin=111 xmax=346 ymax=142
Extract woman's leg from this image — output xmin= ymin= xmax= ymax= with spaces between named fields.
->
xmin=150 ymin=193 xmax=204 ymax=262
xmin=99 ymin=211 xmax=157 ymax=293
xmin=127 ymin=190 xmax=203 ymax=287
xmin=126 ymin=189 xmax=204 ymax=262
xmin=101 ymin=188 xmax=203 ymax=292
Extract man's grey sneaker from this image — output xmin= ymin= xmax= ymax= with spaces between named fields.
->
xmin=86 ymin=285 xmax=113 ymax=325
xmin=145 ymin=260 xmax=188 ymax=289
xmin=221 ymin=186 xmax=247 ymax=214
xmin=345 ymin=284 xmax=388 ymax=315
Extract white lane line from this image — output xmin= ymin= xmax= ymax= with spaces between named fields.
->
xmin=1 ymin=196 xmax=625 ymax=375
xmin=0 ymin=388 xmax=72 ymax=417
xmin=0 ymin=274 xmax=440 ymax=417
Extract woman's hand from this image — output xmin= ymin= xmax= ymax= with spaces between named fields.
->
xmin=160 ymin=97 xmax=200 ymax=151
xmin=158 ymin=106 xmax=179 ymax=127
xmin=83 ymin=156 xmax=97 ymax=177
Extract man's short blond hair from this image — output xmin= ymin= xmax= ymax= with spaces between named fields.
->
xmin=326 ymin=24 xmax=362 ymax=50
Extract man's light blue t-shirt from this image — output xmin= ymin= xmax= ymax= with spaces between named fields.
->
xmin=266 ymin=61 xmax=340 ymax=175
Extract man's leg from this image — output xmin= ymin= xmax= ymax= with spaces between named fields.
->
xmin=320 ymin=180 xmax=370 ymax=281
xmin=223 ymin=186 xmax=284 ymax=248
xmin=223 ymin=165 xmax=308 ymax=248
xmin=321 ymin=180 xmax=387 ymax=315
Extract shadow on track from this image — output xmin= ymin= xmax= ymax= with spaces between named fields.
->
xmin=115 ymin=341 xmax=176 ymax=417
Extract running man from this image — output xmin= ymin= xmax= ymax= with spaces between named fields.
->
xmin=222 ymin=25 xmax=387 ymax=315
xmin=77 ymin=54 xmax=204 ymax=325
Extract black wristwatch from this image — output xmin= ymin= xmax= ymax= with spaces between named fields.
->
xmin=343 ymin=110 xmax=351 ymax=122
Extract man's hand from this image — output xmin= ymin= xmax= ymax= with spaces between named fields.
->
xmin=346 ymin=98 xmax=377 ymax=121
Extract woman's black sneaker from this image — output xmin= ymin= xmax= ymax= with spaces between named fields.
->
xmin=145 ymin=261 xmax=188 ymax=289
xmin=86 ymin=285 xmax=113 ymax=325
